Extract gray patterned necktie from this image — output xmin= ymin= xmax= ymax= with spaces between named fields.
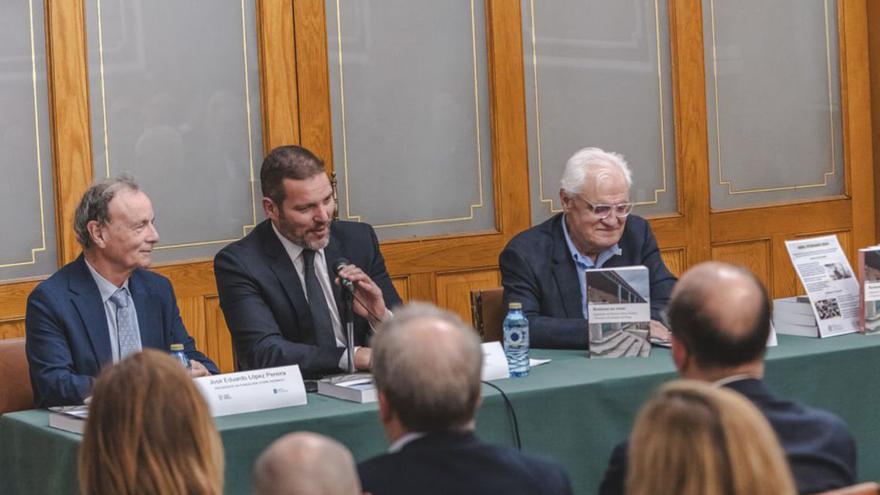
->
xmin=110 ymin=287 xmax=140 ymax=360
xmin=302 ymin=250 xmax=336 ymax=348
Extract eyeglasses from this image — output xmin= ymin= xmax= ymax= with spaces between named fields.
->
xmin=571 ymin=196 xmax=634 ymax=219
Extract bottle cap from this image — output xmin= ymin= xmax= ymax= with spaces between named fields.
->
xmin=509 ymin=302 xmax=522 ymax=309
xmin=170 ymin=343 xmax=184 ymax=352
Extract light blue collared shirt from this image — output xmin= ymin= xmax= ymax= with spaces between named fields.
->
xmin=83 ymin=259 xmax=142 ymax=362
xmin=561 ymin=215 xmax=622 ymax=319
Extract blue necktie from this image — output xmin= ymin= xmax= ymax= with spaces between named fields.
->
xmin=110 ymin=287 xmax=140 ymax=360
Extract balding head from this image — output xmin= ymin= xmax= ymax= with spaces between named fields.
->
xmin=371 ymin=303 xmax=483 ymax=433
xmin=668 ymin=262 xmax=771 ymax=372
xmin=252 ymin=432 xmax=360 ymax=495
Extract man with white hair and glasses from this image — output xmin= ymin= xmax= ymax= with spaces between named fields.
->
xmin=499 ymin=147 xmax=677 ymax=349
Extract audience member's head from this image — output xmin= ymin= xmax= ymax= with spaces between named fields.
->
xmin=372 ymin=303 xmax=483 ymax=441
xmin=626 ymin=380 xmax=795 ymax=495
xmin=667 ymin=261 xmax=771 ymax=380
xmin=253 ymin=432 xmax=361 ymax=495
xmin=79 ymin=349 xmax=223 ymax=495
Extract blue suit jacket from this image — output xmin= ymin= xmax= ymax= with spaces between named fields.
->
xmin=214 ymin=219 xmax=401 ymax=377
xmin=499 ymin=213 xmax=676 ymax=348
xmin=599 ymin=378 xmax=857 ymax=495
xmin=25 ymin=256 xmax=218 ymax=408
xmin=358 ymin=431 xmax=573 ymax=495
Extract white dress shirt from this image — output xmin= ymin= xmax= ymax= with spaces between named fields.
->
xmin=272 ymin=224 xmax=355 ymax=370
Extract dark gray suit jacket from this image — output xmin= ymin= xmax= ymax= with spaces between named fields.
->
xmin=214 ymin=219 xmax=400 ymax=377
xmin=358 ymin=431 xmax=573 ymax=495
xmin=599 ymin=378 xmax=857 ymax=495
xmin=499 ymin=213 xmax=676 ymax=348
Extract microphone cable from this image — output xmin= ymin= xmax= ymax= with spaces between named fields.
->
xmin=481 ymin=380 xmax=522 ymax=451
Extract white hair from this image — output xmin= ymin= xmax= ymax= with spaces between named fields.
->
xmin=559 ymin=147 xmax=633 ymax=195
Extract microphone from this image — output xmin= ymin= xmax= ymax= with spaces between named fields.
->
xmin=333 ymin=258 xmax=355 ymax=292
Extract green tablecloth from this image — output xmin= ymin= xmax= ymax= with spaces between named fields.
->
xmin=3 ymin=334 xmax=879 ymax=494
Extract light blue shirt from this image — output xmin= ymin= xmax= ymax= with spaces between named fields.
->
xmin=561 ymin=215 xmax=622 ymax=319
xmin=84 ymin=259 xmax=142 ymax=362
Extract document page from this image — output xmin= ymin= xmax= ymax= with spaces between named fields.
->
xmin=785 ymin=235 xmax=859 ymax=337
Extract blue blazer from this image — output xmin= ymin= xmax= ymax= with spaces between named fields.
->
xmin=358 ymin=431 xmax=573 ymax=495
xmin=214 ymin=219 xmax=401 ymax=377
xmin=499 ymin=213 xmax=677 ymax=349
xmin=599 ymin=378 xmax=857 ymax=495
xmin=25 ymin=256 xmax=218 ymax=408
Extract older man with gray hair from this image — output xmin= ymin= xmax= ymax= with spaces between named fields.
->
xmin=500 ymin=147 xmax=676 ymax=349
xmin=357 ymin=303 xmax=572 ymax=495
xmin=253 ymin=432 xmax=362 ymax=495
xmin=25 ymin=176 xmax=216 ymax=407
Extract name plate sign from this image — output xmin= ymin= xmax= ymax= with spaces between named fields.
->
xmin=195 ymin=365 xmax=307 ymax=417
xmin=481 ymin=342 xmax=510 ymax=381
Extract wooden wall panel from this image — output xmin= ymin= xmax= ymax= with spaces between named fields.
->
xmin=46 ymin=0 xmax=93 ymax=264
xmin=204 ymin=296 xmax=236 ymax=374
xmin=177 ymin=296 xmax=207 ymax=355
xmin=869 ymin=0 xmax=880 ymax=239
xmin=0 ymin=321 xmax=25 ymax=340
xmin=435 ymin=269 xmax=500 ymax=326
xmin=659 ymin=248 xmax=686 ymax=278
xmin=390 ymin=277 xmax=410 ymax=304
xmin=711 ymin=240 xmax=772 ymax=292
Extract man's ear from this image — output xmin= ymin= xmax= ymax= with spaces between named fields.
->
xmin=262 ymin=197 xmax=278 ymax=221
xmin=378 ymin=390 xmax=393 ymax=424
xmin=559 ymin=189 xmax=571 ymax=213
xmin=670 ymin=334 xmax=689 ymax=374
xmin=87 ymin=220 xmax=106 ymax=249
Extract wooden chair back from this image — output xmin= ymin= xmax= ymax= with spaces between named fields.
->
xmin=0 ymin=338 xmax=34 ymax=413
xmin=470 ymin=287 xmax=506 ymax=342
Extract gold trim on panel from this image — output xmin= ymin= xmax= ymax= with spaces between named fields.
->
xmin=96 ymin=0 xmax=258 ymax=251
xmin=529 ymin=0 xmax=670 ymax=213
xmin=333 ymin=0 xmax=486 ymax=229
xmin=709 ymin=0 xmax=838 ymax=195
xmin=0 ymin=0 xmax=49 ymax=269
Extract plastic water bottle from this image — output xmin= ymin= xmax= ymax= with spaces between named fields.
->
xmin=503 ymin=302 xmax=530 ymax=377
xmin=170 ymin=343 xmax=191 ymax=371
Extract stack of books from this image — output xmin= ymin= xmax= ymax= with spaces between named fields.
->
xmin=773 ymin=296 xmax=818 ymax=337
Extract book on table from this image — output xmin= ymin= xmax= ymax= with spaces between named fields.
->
xmin=773 ymin=296 xmax=820 ymax=337
xmin=47 ymin=405 xmax=89 ymax=434
xmin=317 ymin=373 xmax=377 ymax=403
xmin=585 ymin=266 xmax=651 ymax=358
xmin=858 ymin=246 xmax=880 ymax=335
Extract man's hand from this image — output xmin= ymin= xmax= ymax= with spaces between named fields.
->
xmin=648 ymin=319 xmax=671 ymax=343
xmin=354 ymin=347 xmax=372 ymax=371
xmin=336 ymin=263 xmax=388 ymax=324
xmin=189 ymin=360 xmax=211 ymax=378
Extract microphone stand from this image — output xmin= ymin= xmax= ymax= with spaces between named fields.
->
xmin=341 ymin=285 xmax=356 ymax=373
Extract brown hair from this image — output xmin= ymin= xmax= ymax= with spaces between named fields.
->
xmin=626 ymin=380 xmax=795 ymax=495
xmin=260 ymin=145 xmax=326 ymax=206
xmin=79 ymin=349 xmax=224 ymax=495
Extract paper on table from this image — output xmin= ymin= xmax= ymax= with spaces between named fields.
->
xmin=530 ymin=358 xmax=551 ymax=366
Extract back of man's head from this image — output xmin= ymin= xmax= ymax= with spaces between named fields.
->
xmin=668 ymin=261 xmax=771 ymax=371
xmin=252 ymin=432 xmax=360 ymax=495
xmin=371 ymin=302 xmax=483 ymax=433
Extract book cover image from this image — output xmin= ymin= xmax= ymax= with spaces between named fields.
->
xmin=586 ymin=266 xmax=651 ymax=358
xmin=860 ymin=248 xmax=880 ymax=334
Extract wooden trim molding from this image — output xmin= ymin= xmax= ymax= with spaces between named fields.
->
xmin=257 ymin=0 xmax=298 ymax=151
xmin=45 ymin=0 xmax=93 ymax=265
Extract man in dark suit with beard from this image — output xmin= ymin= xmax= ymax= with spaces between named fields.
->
xmin=599 ymin=262 xmax=857 ymax=494
xmin=214 ymin=145 xmax=400 ymax=377
xmin=358 ymin=303 xmax=572 ymax=495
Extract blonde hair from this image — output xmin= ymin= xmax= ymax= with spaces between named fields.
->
xmin=626 ymin=380 xmax=795 ymax=495
xmin=79 ymin=349 xmax=224 ymax=495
